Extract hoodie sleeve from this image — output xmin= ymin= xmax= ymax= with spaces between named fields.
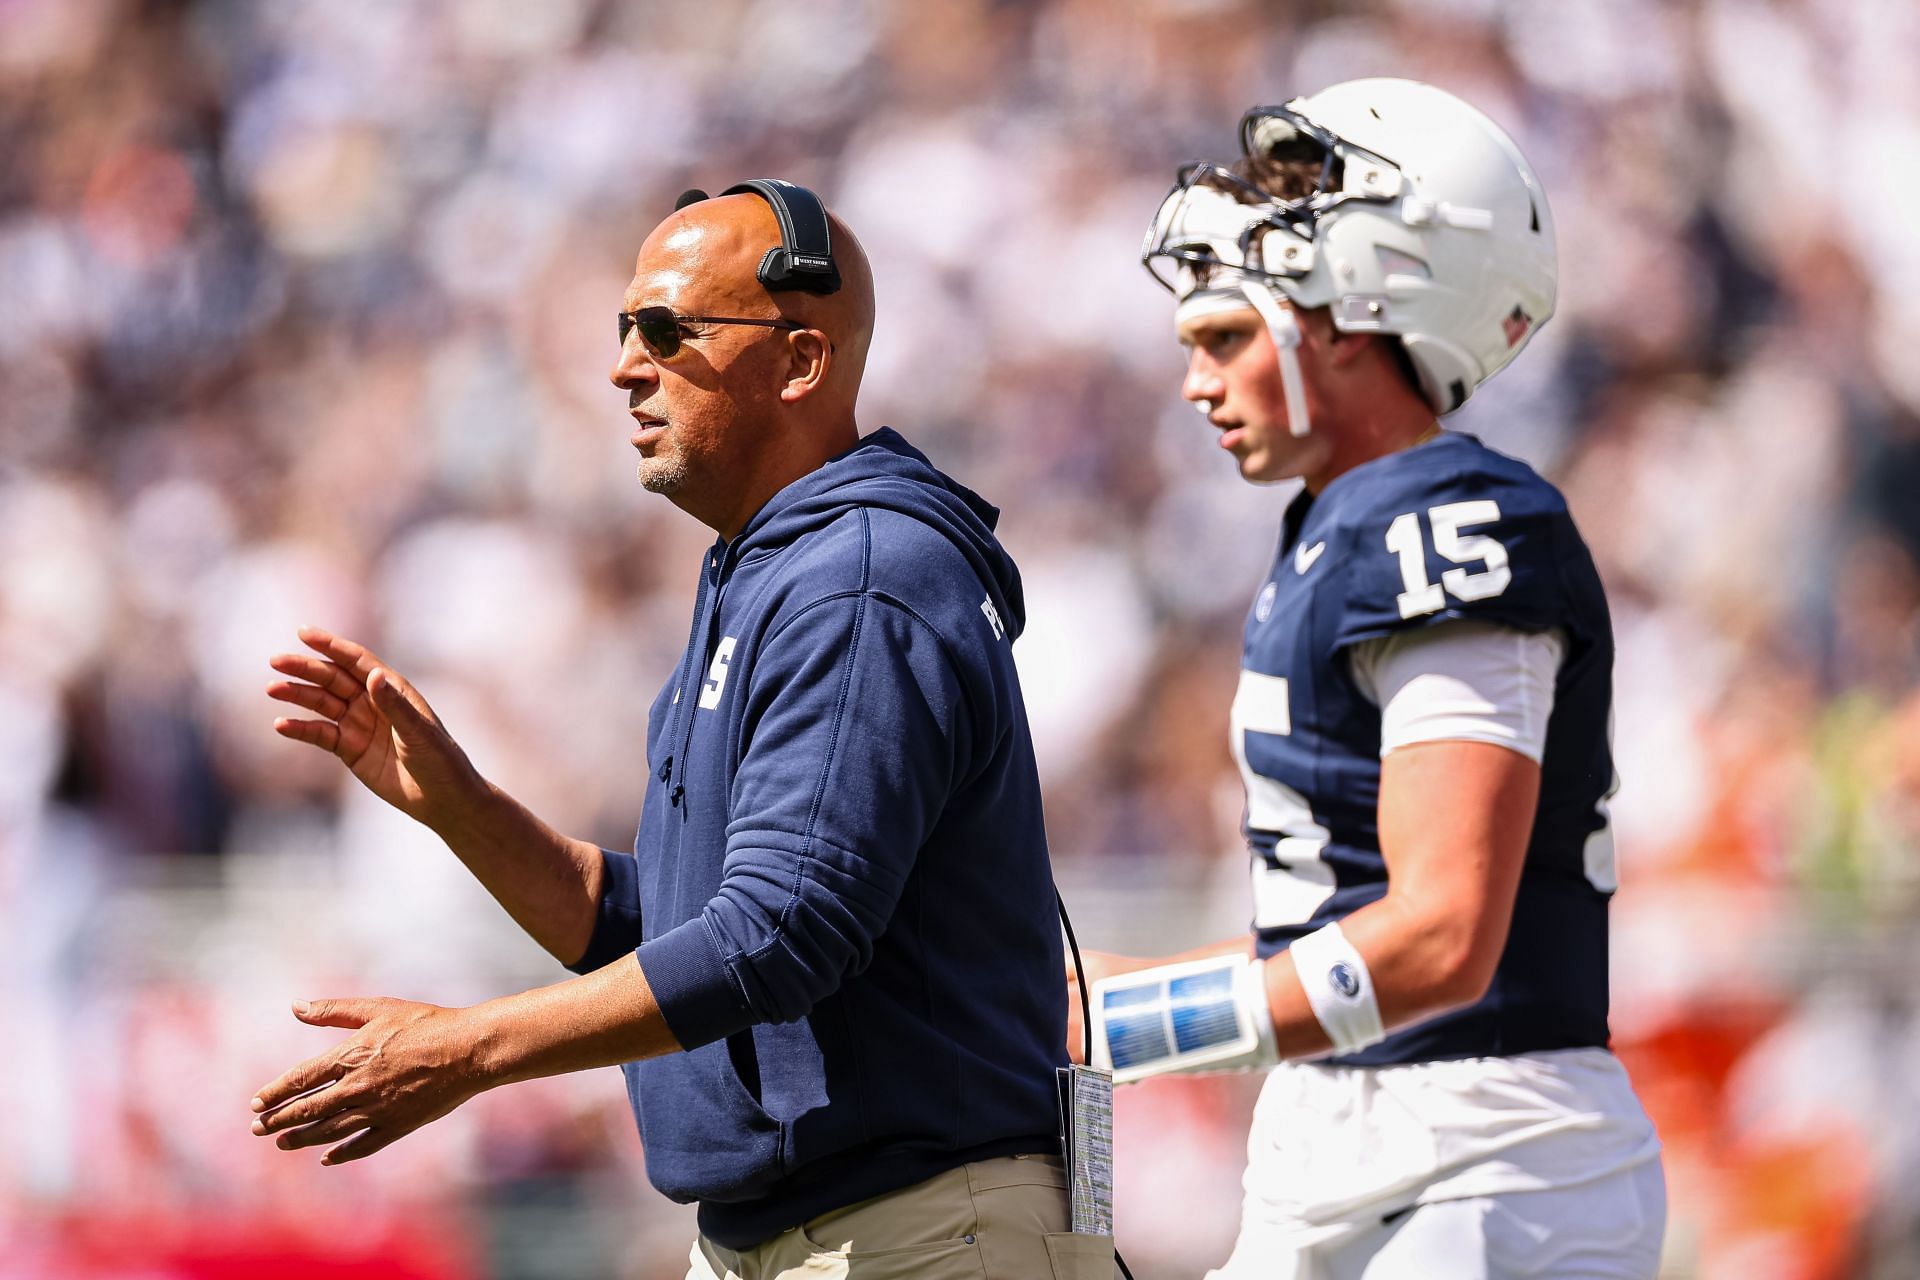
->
xmin=634 ymin=590 xmax=975 ymax=1050
xmin=566 ymin=847 xmax=643 ymax=974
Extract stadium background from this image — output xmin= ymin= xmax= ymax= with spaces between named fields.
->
xmin=3 ymin=0 xmax=1917 ymax=1276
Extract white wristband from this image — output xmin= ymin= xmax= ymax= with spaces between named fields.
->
xmin=1089 ymin=954 xmax=1279 ymax=1085
xmin=1288 ymin=922 xmax=1387 ymax=1056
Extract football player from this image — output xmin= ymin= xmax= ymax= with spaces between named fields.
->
xmin=1077 ymin=79 xmax=1666 ymax=1277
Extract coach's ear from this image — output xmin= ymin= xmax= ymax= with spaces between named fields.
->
xmin=779 ymin=328 xmax=831 ymax=404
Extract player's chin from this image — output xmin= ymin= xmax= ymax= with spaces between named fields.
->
xmin=1238 ymin=447 xmax=1293 ymax=485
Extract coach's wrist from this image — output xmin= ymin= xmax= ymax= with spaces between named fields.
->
xmin=463 ymin=996 xmax=530 ymax=1092
xmin=421 ymin=770 xmax=505 ymax=848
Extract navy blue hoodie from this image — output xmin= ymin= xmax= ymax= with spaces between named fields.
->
xmin=569 ymin=428 xmax=1066 ymax=1248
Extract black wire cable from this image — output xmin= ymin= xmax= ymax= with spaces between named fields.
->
xmin=1055 ymin=888 xmax=1136 ymax=1280
xmin=1057 ymin=887 xmax=1095 ymax=1064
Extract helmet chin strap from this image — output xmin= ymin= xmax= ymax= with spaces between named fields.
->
xmin=1238 ymin=280 xmax=1312 ymax=437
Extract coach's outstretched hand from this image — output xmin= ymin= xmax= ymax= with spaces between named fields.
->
xmin=268 ymin=626 xmax=480 ymax=831
xmin=250 ymin=996 xmax=485 ymax=1165
xmin=269 ymin=624 xmax=607 ymax=965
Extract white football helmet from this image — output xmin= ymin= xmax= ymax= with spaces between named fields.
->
xmin=1143 ymin=78 xmax=1557 ymax=430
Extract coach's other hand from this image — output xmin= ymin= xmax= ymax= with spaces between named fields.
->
xmin=250 ymin=996 xmax=486 ymax=1165
xmin=268 ymin=626 xmax=481 ymax=832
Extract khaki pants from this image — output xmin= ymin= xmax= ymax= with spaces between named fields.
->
xmin=687 ymin=1154 xmax=1113 ymax=1279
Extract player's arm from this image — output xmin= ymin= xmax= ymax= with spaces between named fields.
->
xmin=268 ymin=626 xmax=605 ymax=966
xmin=1084 ymin=743 xmax=1536 ymax=1069
xmin=1258 ymin=620 xmax=1555 ymax=1056
xmin=250 ymin=952 xmax=681 ymax=1165
xmin=1087 ymin=620 xmax=1553 ymax=1076
xmin=1260 ymin=736 xmax=1537 ymax=1057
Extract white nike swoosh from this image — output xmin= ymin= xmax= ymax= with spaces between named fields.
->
xmin=1295 ymin=541 xmax=1326 ymax=574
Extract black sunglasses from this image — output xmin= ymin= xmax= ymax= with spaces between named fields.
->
xmin=617 ymin=305 xmax=806 ymax=359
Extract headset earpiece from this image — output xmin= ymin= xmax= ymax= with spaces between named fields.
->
xmin=673 ymin=180 xmax=840 ymax=294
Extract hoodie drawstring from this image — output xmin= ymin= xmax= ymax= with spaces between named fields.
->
xmin=668 ymin=546 xmax=729 ymax=818
xmin=659 ymin=555 xmax=717 ymax=813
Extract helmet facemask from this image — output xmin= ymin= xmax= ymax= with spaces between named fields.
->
xmin=1144 ymin=80 xmax=1558 ymax=425
xmin=1143 ymin=111 xmax=1407 ymax=438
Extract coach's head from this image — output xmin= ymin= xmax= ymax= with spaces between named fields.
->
xmin=610 ymin=187 xmax=875 ymax=539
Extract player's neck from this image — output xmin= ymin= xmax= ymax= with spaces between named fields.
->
xmin=1302 ymin=411 xmax=1442 ymax=495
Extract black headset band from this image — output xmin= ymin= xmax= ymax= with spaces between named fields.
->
xmin=718 ymin=178 xmax=842 ymax=296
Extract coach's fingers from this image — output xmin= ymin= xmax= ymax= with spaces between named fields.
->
xmin=270 ymin=652 xmax=363 ymax=701
xmin=293 ymin=997 xmax=381 ymax=1030
xmin=321 ymin=1123 xmax=405 ymax=1166
xmin=274 ymin=1109 xmax=374 ymax=1151
xmin=299 ymin=626 xmax=389 ymax=685
xmin=267 ymin=680 xmax=350 ymax=722
xmin=365 ymin=668 xmax=437 ymax=736
xmin=253 ymin=1076 xmax=354 ymax=1134
xmin=273 ymin=717 xmax=341 ymax=752
xmin=251 ymin=1052 xmax=344 ymax=1117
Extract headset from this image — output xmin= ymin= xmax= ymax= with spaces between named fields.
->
xmin=675 ymin=178 xmax=842 ymax=295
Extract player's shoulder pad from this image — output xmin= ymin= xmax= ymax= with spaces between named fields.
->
xmin=1319 ymin=434 xmax=1575 ymax=650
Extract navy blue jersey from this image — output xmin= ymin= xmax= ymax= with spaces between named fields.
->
xmin=1238 ymin=432 xmax=1616 ymax=1065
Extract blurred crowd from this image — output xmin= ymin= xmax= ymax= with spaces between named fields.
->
xmin=4 ymin=0 xmax=1920 ymax=1276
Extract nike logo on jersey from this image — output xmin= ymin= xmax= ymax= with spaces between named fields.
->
xmin=1295 ymin=541 xmax=1326 ymax=574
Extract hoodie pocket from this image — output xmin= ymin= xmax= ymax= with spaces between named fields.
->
xmin=763 ymin=1000 xmax=871 ymax=1178
xmin=633 ymin=1040 xmax=785 ymax=1205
